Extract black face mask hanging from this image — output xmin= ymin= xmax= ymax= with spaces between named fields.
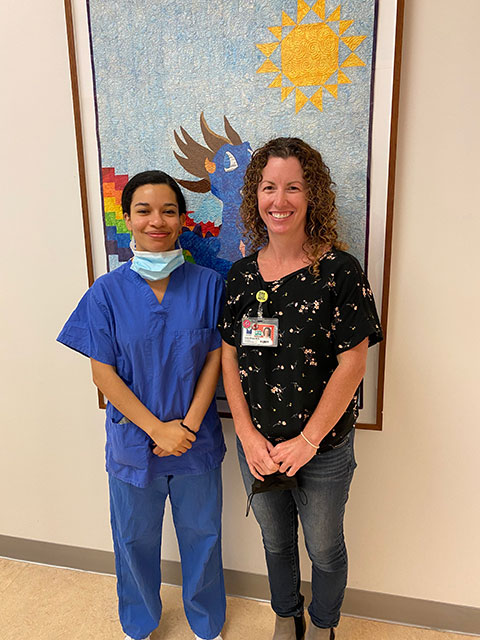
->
xmin=245 ymin=472 xmax=307 ymax=516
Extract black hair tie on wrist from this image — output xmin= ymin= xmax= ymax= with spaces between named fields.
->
xmin=180 ymin=421 xmax=197 ymax=435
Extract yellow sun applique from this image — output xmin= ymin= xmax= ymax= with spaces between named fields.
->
xmin=256 ymin=0 xmax=367 ymax=113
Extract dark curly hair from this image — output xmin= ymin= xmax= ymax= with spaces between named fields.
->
xmin=240 ymin=137 xmax=346 ymax=275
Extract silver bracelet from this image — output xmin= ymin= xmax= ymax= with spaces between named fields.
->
xmin=300 ymin=430 xmax=319 ymax=450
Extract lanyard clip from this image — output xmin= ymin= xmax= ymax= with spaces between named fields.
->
xmin=256 ymin=289 xmax=268 ymax=319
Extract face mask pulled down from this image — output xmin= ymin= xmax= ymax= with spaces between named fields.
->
xmin=130 ymin=244 xmax=185 ymax=281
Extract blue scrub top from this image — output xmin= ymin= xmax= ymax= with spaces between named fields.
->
xmin=57 ymin=261 xmax=226 ymax=487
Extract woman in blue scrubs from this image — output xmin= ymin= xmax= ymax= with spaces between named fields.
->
xmin=58 ymin=171 xmax=225 ymax=640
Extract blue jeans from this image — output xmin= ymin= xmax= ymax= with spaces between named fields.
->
xmin=109 ymin=468 xmax=225 ymax=640
xmin=237 ymin=431 xmax=356 ymax=629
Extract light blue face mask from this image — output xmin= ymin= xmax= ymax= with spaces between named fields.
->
xmin=130 ymin=245 xmax=185 ymax=281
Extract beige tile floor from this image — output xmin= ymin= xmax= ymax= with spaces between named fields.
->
xmin=0 ymin=558 xmax=475 ymax=640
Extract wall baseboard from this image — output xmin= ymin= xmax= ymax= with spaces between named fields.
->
xmin=1 ymin=535 xmax=479 ymax=635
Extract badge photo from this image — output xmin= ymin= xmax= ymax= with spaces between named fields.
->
xmin=241 ymin=317 xmax=279 ymax=348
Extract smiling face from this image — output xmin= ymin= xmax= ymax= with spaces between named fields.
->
xmin=124 ymin=184 xmax=186 ymax=252
xmin=257 ymin=156 xmax=308 ymax=242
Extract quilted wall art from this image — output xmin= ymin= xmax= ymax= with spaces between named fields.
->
xmin=87 ymin=0 xmax=377 ymax=277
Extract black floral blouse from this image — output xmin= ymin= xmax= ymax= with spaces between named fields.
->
xmin=220 ymin=249 xmax=383 ymax=450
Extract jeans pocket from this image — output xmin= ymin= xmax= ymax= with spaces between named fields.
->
xmin=107 ymin=419 xmax=149 ymax=469
xmin=331 ymin=434 xmax=351 ymax=450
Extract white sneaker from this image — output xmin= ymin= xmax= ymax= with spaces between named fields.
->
xmin=124 ymin=635 xmax=151 ymax=640
xmin=194 ymin=635 xmax=222 ymax=640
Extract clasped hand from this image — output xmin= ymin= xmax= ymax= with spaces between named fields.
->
xmin=270 ymin=436 xmax=317 ymax=476
xmin=244 ymin=433 xmax=317 ymax=479
xmin=242 ymin=430 xmax=317 ymax=480
xmin=151 ymin=419 xmax=196 ymax=457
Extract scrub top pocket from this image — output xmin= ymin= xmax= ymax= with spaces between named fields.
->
xmin=107 ymin=419 xmax=150 ymax=469
xmin=174 ymin=328 xmax=214 ymax=382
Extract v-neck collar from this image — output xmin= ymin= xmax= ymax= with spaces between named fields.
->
xmin=254 ymin=248 xmax=336 ymax=284
xmin=126 ymin=261 xmax=184 ymax=313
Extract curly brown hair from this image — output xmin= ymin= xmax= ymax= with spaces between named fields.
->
xmin=240 ymin=137 xmax=346 ymax=275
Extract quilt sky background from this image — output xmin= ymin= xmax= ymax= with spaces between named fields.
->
xmin=87 ymin=0 xmax=377 ymax=272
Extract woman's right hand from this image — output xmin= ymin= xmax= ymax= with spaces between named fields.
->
xmin=151 ymin=419 xmax=196 ymax=457
xmin=240 ymin=428 xmax=279 ymax=481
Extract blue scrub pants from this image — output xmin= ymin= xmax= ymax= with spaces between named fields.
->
xmin=108 ymin=468 xmax=225 ymax=640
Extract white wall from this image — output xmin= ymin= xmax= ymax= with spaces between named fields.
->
xmin=346 ymin=0 xmax=480 ymax=606
xmin=1 ymin=0 xmax=479 ymax=610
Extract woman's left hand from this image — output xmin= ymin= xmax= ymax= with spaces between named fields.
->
xmin=270 ymin=436 xmax=317 ymax=476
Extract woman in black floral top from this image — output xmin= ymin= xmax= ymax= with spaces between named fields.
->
xmin=220 ymin=138 xmax=382 ymax=640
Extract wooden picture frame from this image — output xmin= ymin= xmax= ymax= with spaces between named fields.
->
xmin=64 ymin=0 xmax=404 ymax=428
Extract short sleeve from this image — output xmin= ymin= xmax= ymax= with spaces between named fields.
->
xmin=57 ymin=286 xmax=117 ymax=365
xmin=330 ymin=256 xmax=383 ymax=354
xmin=219 ymin=270 xmax=237 ymax=346
xmin=209 ymin=272 xmax=225 ymax=352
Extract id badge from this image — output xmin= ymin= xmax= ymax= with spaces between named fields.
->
xmin=241 ymin=316 xmax=279 ymax=347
